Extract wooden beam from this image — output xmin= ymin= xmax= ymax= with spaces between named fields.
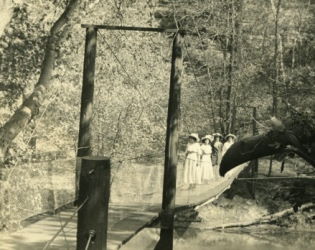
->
xmin=77 ymin=27 xmax=97 ymax=157
xmin=75 ymin=27 xmax=97 ymax=201
xmin=155 ymin=32 xmax=183 ymax=250
xmin=76 ymin=157 xmax=111 ymax=250
xmin=81 ymin=24 xmax=179 ymax=33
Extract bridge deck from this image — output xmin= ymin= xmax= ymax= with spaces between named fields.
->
xmin=0 ymin=166 xmax=244 ymax=250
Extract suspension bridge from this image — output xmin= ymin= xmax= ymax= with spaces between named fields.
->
xmin=0 ymin=158 xmax=245 ymax=250
xmin=0 ymin=24 xmax=255 ymax=250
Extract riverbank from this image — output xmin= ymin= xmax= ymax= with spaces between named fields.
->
xmin=122 ymin=158 xmax=315 ymax=250
xmin=122 ymin=194 xmax=315 ymax=250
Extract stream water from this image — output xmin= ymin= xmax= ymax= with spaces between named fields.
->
xmin=121 ymin=227 xmax=315 ymax=250
xmin=174 ymin=195 xmax=315 ymax=250
xmin=121 ymin=226 xmax=315 ymax=250
xmin=122 ymin=193 xmax=315 ymax=250
xmin=173 ymin=228 xmax=315 ymax=250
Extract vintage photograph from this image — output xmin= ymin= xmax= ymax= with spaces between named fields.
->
xmin=0 ymin=0 xmax=315 ymax=249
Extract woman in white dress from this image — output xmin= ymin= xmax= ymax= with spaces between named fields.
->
xmin=199 ymin=135 xmax=214 ymax=183
xmin=222 ymin=134 xmax=237 ymax=177
xmin=222 ymin=134 xmax=236 ymax=156
xmin=183 ymin=133 xmax=200 ymax=188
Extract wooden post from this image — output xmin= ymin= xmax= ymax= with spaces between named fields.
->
xmin=75 ymin=27 xmax=97 ymax=199
xmin=268 ymin=156 xmax=273 ymax=176
xmin=78 ymin=27 xmax=97 ymax=156
xmin=252 ymin=107 xmax=258 ymax=173
xmin=252 ymin=107 xmax=257 ymax=135
xmin=251 ymin=107 xmax=258 ymax=197
xmin=76 ymin=157 xmax=110 ymax=250
xmin=155 ymin=32 xmax=183 ymax=250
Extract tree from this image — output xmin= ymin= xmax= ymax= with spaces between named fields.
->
xmin=271 ymin=0 xmax=282 ymax=117
xmin=0 ymin=0 xmax=85 ymax=158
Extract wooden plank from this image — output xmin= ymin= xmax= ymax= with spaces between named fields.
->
xmin=77 ymin=157 xmax=110 ymax=250
xmin=81 ymin=24 xmax=179 ymax=33
xmin=155 ymin=32 xmax=184 ymax=250
xmin=2 ymin=172 xmax=248 ymax=249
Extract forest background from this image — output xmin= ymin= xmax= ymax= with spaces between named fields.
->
xmin=1 ymin=0 xmax=315 ymax=159
xmin=0 ymin=0 xmax=315 ymax=229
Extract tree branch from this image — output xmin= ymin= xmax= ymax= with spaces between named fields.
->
xmin=204 ymin=202 xmax=315 ymax=230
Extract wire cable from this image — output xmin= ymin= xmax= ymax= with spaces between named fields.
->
xmin=84 ymin=230 xmax=96 ymax=250
xmin=42 ymin=197 xmax=89 ymax=250
xmin=97 ymin=32 xmax=144 ymax=99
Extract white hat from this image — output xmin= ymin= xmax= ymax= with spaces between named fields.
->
xmin=189 ymin=133 xmax=199 ymax=141
xmin=213 ymin=133 xmax=223 ymax=138
xmin=201 ymin=135 xmax=213 ymax=142
xmin=225 ymin=133 xmax=236 ymax=139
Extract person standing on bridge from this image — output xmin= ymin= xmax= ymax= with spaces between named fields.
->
xmin=183 ymin=133 xmax=200 ymax=189
xmin=222 ymin=134 xmax=237 ymax=156
xmin=222 ymin=134 xmax=238 ymax=178
xmin=212 ymin=133 xmax=223 ymax=179
xmin=199 ymin=135 xmax=214 ymax=183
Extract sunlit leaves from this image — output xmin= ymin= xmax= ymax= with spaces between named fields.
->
xmin=1 ymin=0 xmax=315 ymax=159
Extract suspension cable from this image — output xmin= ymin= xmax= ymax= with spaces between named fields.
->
xmin=182 ymin=36 xmax=217 ymax=130
xmin=183 ymin=38 xmax=201 ymax=86
xmin=42 ymin=197 xmax=89 ymax=250
xmin=97 ymin=32 xmax=144 ymax=98
xmin=57 ymin=212 xmax=70 ymax=250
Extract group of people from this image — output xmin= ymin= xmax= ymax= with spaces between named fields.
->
xmin=183 ymin=132 xmax=237 ymax=189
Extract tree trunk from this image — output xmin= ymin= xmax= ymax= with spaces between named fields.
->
xmin=230 ymin=0 xmax=243 ymax=134
xmin=226 ymin=46 xmax=233 ymax=134
xmin=271 ymin=0 xmax=282 ymax=117
xmin=226 ymin=0 xmax=243 ymax=134
xmin=261 ymin=24 xmax=268 ymax=59
xmin=206 ymin=67 xmax=218 ymax=132
xmin=279 ymin=34 xmax=289 ymax=112
xmin=225 ymin=1 xmax=234 ymax=134
xmin=0 ymin=0 xmax=80 ymax=157
xmin=219 ymin=86 xmax=225 ymax=134
xmin=220 ymin=45 xmax=227 ymax=134
xmin=230 ymin=100 xmax=237 ymax=133
xmin=268 ymin=0 xmax=281 ymax=178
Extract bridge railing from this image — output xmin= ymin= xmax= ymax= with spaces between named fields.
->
xmin=0 ymin=151 xmax=76 ymax=230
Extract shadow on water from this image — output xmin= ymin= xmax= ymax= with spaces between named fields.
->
xmin=173 ymin=228 xmax=315 ymax=250
xmin=121 ymin=227 xmax=315 ymax=250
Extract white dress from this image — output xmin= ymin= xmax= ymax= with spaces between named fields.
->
xmin=199 ymin=144 xmax=214 ymax=182
xmin=212 ymin=141 xmax=223 ymax=178
xmin=183 ymin=143 xmax=200 ymax=184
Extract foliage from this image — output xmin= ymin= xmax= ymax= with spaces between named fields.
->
xmin=1 ymin=0 xmax=314 ymax=156
xmin=0 ymin=158 xmax=75 ymax=231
